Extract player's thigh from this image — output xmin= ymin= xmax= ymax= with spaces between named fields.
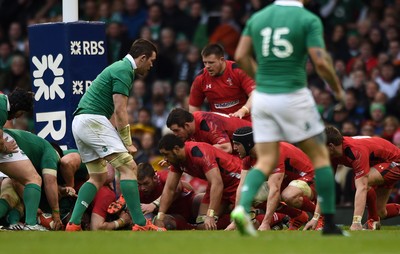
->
xmin=253 ymin=142 xmax=280 ymax=174
xmin=368 ymin=165 xmax=385 ymax=186
xmin=0 ymin=160 xmax=41 ymax=186
xmin=251 ymin=91 xmax=283 ymax=143
xmin=72 ymin=114 xmax=127 ymax=163
xmin=296 ymin=134 xmax=330 ymax=168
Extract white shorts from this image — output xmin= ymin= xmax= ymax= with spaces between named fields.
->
xmin=72 ymin=114 xmax=127 ymax=163
xmin=252 ymin=88 xmax=324 ymax=143
xmin=0 ymin=133 xmax=29 ymax=164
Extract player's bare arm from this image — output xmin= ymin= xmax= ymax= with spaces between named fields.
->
xmin=303 ymin=202 xmax=321 ymax=231
xmin=259 ymin=173 xmax=284 ymax=231
xmin=42 ymin=172 xmax=62 ymax=230
xmin=230 ymin=92 xmax=253 ymax=119
xmin=308 ymin=47 xmax=345 ymax=103
xmin=235 ymin=36 xmax=257 ymax=79
xmin=204 ymin=167 xmax=224 ymax=230
xmin=188 ymin=105 xmax=201 ymax=113
xmin=59 ymin=152 xmax=81 ymax=188
xmin=213 ymin=142 xmax=232 ymax=154
xmin=351 ymin=175 xmax=369 ymax=230
xmin=113 ymin=93 xmax=137 ymax=155
xmin=155 ymin=170 xmax=182 ymax=226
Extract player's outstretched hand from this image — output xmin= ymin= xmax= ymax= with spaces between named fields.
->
xmin=204 ymin=216 xmax=217 ymax=230
xmin=350 ymin=222 xmax=363 ymax=231
xmin=258 ymin=221 xmax=271 ymax=231
xmin=126 ymin=144 xmax=137 ymax=156
xmin=52 ymin=212 xmax=63 ymax=231
xmin=225 ymin=221 xmax=236 ymax=231
xmin=229 ymin=107 xmax=248 ymax=119
xmin=141 ymin=203 xmax=156 ymax=215
xmin=158 ymin=159 xmax=170 ymax=168
xmin=2 ymin=136 xmax=18 ymax=153
xmin=303 ymin=218 xmax=317 ymax=230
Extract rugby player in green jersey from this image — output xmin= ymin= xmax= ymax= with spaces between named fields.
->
xmin=66 ymin=39 xmax=165 ymax=231
xmin=230 ymin=0 xmax=347 ymax=236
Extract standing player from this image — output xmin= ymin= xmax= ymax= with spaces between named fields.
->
xmin=66 ymin=39 xmax=165 ymax=232
xmin=166 ymin=108 xmax=251 ymax=154
xmin=231 ymin=0 xmax=346 ymax=236
xmin=156 ymin=134 xmax=241 ymax=230
xmin=324 ymin=126 xmax=400 ymax=230
xmin=0 ymin=88 xmax=45 ymax=231
xmin=189 ymin=44 xmax=255 ymax=121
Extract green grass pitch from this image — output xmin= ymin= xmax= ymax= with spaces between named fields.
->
xmin=1 ymin=227 xmax=399 ymax=254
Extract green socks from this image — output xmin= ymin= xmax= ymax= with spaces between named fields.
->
xmin=315 ymin=166 xmax=336 ymax=214
xmin=238 ymin=169 xmax=267 ymax=213
xmin=120 ymin=180 xmax=146 ymax=226
xmin=23 ymin=183 xmax=41 ymax=225
xmin=7 ymin=208 xmax=21 ymax=224
xmin=69 ymin=182 xmax=97 ymax=225
xmin=0 ymin=199 xmax=10 ymax=219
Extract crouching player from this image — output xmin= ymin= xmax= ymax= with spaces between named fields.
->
xmin=137 ymin=162 xmax=203 ymax=229
xmin=227 ymin=127 xmax=316 ymax=231
xmin=322 ymin=126 xmax=400 ymax=230
xmin=155 ymin=134 xmax=241 ymax=230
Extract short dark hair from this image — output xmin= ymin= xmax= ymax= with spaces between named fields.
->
xmin=325 ymin=126 xmax=344 ymax=146
xmin=201 ymin=43 xmax=225 ymax=57
xmin=8 ymin=88 xmax=34 ymax=119
xmin=129 ymin=38 xmax=158 ymax=58
xmin=166 ymin=108 xmax=193 ymax=128
xmin=137 ymin=162 xmax=155 ymax=181
xmin=158 ymin=134 xmax=184 ymax=151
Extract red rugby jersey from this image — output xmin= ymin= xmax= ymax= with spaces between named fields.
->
xmin=331 ymin=136 xmax=400 ymax=179
xmin=169 ymin=141 xmax=241 ymax=186
xmin=272 ymin=142 xmax=314 ymax=186
xmin=191 ymin=111 xmax=252 ymax=145
xmin=189 ymin=61 xmax=255 ymax=121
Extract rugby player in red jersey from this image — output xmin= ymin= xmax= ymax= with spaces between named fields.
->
xmin=166 ymin=108 xmax=251 ymax=154
xmin=226 ymin=127 xmax=316 ymax=231
xmin=155 ymin=134 xmax=241 ymax=230
xmin=137 ymin=163 xmax=203 ymax=230
xmin=324 ymin=126 xmax=400 ymax=230
xmin=189 ymin=44 xmax=255 ymax=121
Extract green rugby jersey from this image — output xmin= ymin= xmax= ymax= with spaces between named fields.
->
xmin=74 ymin=57 xmax=135 ymax=119
xmin=0 ymin=94 xmax=8 ymax=128
xmin=242 ymin=1 xmax=325 ymax=93
xmin=4 ymin=129 xmax=59 ymax=175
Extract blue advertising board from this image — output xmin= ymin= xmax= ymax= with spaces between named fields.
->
xmin=28 ymin=22 xmax=107 ymax=148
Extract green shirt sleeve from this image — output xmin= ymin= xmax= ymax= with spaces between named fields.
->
xmin=112 ymin=66 xmax=133 ymax=97
xmin=306 ymin=15 xmax=325 ymax=49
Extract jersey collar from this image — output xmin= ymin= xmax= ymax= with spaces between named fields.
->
xmin=275 ymin=0 xmax=304 ymax=8
xmin=124 ymin=54 xmax=137 ymax=70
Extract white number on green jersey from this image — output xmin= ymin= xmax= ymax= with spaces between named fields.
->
xmin=261 ymin=27 xmax=293 ymax=58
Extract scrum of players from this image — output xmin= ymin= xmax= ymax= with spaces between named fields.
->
xmin=0 ymin=61 xmax=399 ymax=232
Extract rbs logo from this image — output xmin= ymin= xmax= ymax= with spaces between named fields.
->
xmin=70 ymin=41 xmax=105 ymax=55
